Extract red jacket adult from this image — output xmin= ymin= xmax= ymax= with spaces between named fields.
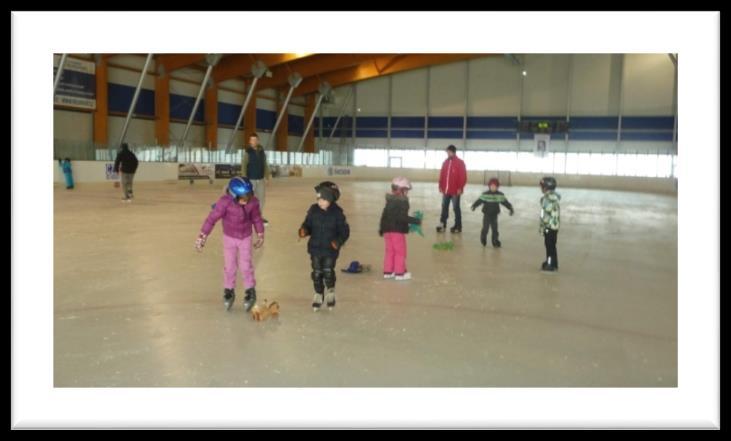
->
xmin=438 ymin=156 xmax=467 ymax=196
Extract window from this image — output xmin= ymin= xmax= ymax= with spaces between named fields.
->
xmin=353 ymin=149 xmax=388 ymax=167
xmin=553 ymin=152 xmax=566 ymax=175
xmin=656 ymin=154 xmax=673 ymax=178
xmin=350 ymin=148 xmax=675 ymax=178
xmin=389 ymin=150 xmax=426 ymax=169
xmin=464 ymin=151 xmax=488 ymax=171
xmin=425 ymin=149 xmax=445 ymax=170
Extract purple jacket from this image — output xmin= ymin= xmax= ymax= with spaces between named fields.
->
xmin=200 ymin=195 xmax=265 ymax=239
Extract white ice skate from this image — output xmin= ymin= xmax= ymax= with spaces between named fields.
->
xmin=394 ymin=272 xmax=412 ymax=281
xmin=312 ymin=293 xmax=324 ymax=312
xmin=325 ymin=288 xmax=336 ymax=310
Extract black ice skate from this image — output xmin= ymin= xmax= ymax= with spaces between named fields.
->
xmin=480 ymin=237 xmax=487 ymax=247
xmin=436 ymin=222 xmax=447 ymax=233
xmin=243 ymin=288 xmax=257 ymax=311
xmin=223 ymin=288 xmax=236 ymax=311
xmin=541 ymin=258 xmax=558 ymax=272
xmin=493 ymin=240 xmax=502 ymax=248
xmin=450 ymin=226 xmax=462 ymax=233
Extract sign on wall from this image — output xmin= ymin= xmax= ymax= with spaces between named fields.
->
xmin=179 ymin=163 xmax=215 ymax=180
xmin=54 ymin=56 xmax=96 ymax=110
xmin=214 ymin=164 xmax=242 ymax=179
xmin=534 ymin=134 xmax=550 ymax=157
xmin=328 ymin=167 xmax=352 ymax=176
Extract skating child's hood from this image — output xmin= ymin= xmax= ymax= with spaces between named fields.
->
xmin=218 ymin=193 xmax=260 ymax=208
xmin=308 ymin=202 xmax=343 ymax=214
xmin=385 ymin=193 xmax=409 ymax=202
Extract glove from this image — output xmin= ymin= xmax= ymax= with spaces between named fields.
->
xmin=331 ymin=240 xmax=340 ymax=250
xmin=510 ymin=209 xmax=514 ymax=216
xmin=471 ymin=205 xmax=477 ymax=212
xmin=254 ymin=235 xmax=264 ymax=249
xmin=378 ymin=229 xmax=383 ymax=237
xmin=298 ymin=227 xmax=309 ymax=238
xmin=195 ymin=233 xmax=207 ymax=252
xmin=408 ymin=210 xmax=425 ymax=237
xmin=409 ymin=210 xmax=424 ymax=225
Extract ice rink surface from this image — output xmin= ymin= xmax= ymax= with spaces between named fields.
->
xmin=54 ymin=178 xmax=677 ymax=387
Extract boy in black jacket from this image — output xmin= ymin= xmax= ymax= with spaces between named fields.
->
xmin=471 ymin=177 xmax=514 ymax=248
xmin=298 ymin=182 xmax=350 ymax=311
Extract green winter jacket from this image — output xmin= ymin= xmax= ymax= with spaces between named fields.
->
xmin=540 ymin=191 xmax=561 ymax=231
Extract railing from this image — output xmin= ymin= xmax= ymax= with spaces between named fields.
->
xmin=52 ymin=140 xmax=334 ymax=167
xmin=53 ymin=139 xmax=678 ymax=179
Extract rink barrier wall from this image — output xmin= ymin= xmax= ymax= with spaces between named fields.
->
xmin=53 ymin=161 xmax=179 ymax=183
xmin=54 ymin=162 xmax=677 ymax=194
xmin=323 ymin=166 xmax=677 ymax=194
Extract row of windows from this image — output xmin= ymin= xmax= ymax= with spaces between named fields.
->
xmin=353 ymin=149 xmax=677 ymax=178
xmin=91 ymin=145 xmax=677 ymax=179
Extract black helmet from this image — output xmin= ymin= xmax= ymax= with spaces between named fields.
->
xmin=540 ymin=176 xmax=557 ymax=191
xmin=314 ymin=181 xmax=340 ymax=202
xmin=316 ymin=186 xmax=336 ymax=204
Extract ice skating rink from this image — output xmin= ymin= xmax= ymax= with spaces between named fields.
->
xmin=54 ymin=178 xmax=677 ymax=387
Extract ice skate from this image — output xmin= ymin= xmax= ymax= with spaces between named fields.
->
xmin=223 ymin=288 xmax=235 ymax=311
xmin=243 ymin=288 xmax=257 ymax=312
xmin=312 ymin=293 xmax=324 ymax=311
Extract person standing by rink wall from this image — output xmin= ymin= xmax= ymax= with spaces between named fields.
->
xmin=58 ymin=157 xmax=74 ymax=190
xmin=241 ymin=133 xmax=271 ymax=225
xmin=114 ymin=143 xmax=139 ymax=202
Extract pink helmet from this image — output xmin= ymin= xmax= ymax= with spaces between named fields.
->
xmin=391 ymin=176 xmax=412 ymax=190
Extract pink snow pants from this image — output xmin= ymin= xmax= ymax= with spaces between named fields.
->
xmin=222 ymin=234 xmax=255 ymax=290
xmin=383 ymin=232 xmax=408 ymax=275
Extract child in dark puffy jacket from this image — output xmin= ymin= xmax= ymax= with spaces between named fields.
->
xmin=379 ymin=177 xmax=422 ymax=281
xmin=298 ymin=181 xmax=350 ymax=311
xmin=471 ymin=177 xmax=514 ymax=248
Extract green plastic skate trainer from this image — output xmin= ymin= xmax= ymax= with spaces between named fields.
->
xmin=432 ymin=240 xmax=455 ymax=251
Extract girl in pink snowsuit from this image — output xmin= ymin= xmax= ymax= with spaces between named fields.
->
xmin=195 ymin=177 xmax=265 ymax=312
xmin=378 ymin=177 xmax=422 ymax=281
